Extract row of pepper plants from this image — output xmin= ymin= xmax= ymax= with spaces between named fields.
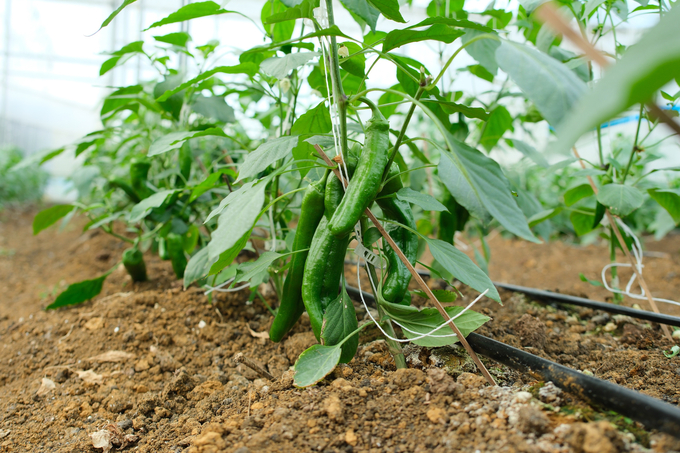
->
xmin=19 ymin=0 xmax=680 ymax=385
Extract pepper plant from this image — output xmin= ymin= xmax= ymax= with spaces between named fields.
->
xmin=19 ymin=0 xmax=680 ymax=384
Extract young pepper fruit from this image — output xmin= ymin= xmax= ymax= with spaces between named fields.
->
xmin=122 ymin=247 xmax=148 ymax=282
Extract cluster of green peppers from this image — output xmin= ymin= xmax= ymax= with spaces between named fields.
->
xmin=269 ymin=100 xmax=418 ymax=356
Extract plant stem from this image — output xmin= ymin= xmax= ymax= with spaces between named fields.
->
xmin=596 ymin=126 xmax=605 ymax=168
xmin=622 ymin=104 xmax=644 ymax=183
xmin=324 ymin=0 xmax=348 ymax=160
xmin=382 ymin=85 xmax=426 ymax=182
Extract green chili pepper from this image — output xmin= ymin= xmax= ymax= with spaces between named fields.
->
xmin=122 ymin=247 xmax=148 ymax=282
xmin=166 ymin=233 xmax=187 ymax=279
xmin=438 ymin=191 xmax=470 ymax=244
xmin=108 ymin=178 xmax=141 ymax=203
xmin=178 ymin=142 xmax=192 ymax=187
xmin=375 ymin=164 xmax=417 ymax=305
xmin=328 ymin=98 xmax=389 ymax=237
xmin=302 ymin=169 xmax=356 ymax=341
xmin=130 ymin=159 xmax=152 ymax=200
xmin=269 ymin=174 xmax=327 ymax=343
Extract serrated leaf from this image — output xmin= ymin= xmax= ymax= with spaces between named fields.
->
xmin=383 ymin=24 xmax=464 ymax=52
xmin=156 ymin=64 xmax=258 ymax=102
xmin=321 ymin=284 xmax=359 ymax=364
xmin=33 ymin=205 xmax=75 ymax=235
xmin=395 ymin=187 xmax=447 ymax=211
xmin=293 ymin=344 xmax=341 ymax=388
xmin=426 ymin=238 xmax=500 ymax=303
xmin=367 ymin=0 xmax=405 ymax=23
xmin=46 ymin=273 xmax=109 ymax=310
xmin=554 ymin=6 xmax=680 ymax=153
xmin=129 ymin=190 xmax=178 ymax=222
xmin=648 ymin=188 xmax=680 ymax=225
xmin=496 ymin=41 xmax=587 ymax=127
xmin=144 ymin=1 xmax=233 ymax=31
xmin=379 ymin=299 xmax=489 ymax=347
xmin=596 ymin=184 xmax=644 ymax=217
xmin=437 ymin=138 xmax=538 ymax=243
xmin=564 ymin=184 xmax=594 ymax=206
xmin=148 ymin=128 xmax=226 ymax=156
xmin=183 ymin=247 xmax=210 ymax=288
xmin=260 ymin=52 xmax=320 ymax=80
xmin=237 ymin=136 xmax=299 ymax=182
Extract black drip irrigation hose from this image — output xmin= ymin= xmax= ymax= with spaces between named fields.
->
xmin=493 ymin=282 xmax=680 ymax=328
xmin=344 ymin=260 xmax=680 ymax=327
xmin=344 ymin=284 xmax=680 ymax=438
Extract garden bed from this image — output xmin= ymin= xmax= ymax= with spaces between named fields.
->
xmin=1 ymin=209 xmax=679 ymax=453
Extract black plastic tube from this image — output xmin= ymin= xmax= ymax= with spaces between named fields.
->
xmin=345 ymin=283 xmax=680 ymax=438
xmin=492 ymin=282 xmax=680 ymax=328
xmin=345 ymin=261 xmax=680 ymax=327
xmin=466 ymin=332 xmax=680 ymax=438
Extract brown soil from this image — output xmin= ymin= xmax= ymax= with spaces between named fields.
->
xmin=1 ymin=208 xmax=679 ymax=453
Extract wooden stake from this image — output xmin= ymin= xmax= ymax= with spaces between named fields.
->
xmin=314 ymin=144 xmax=497 ymax=386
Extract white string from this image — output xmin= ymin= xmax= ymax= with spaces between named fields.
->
xmin=355 ymin=258 xmax=489 ymax=342
xmin=600 ymin=218 xmax=680 ymax=307
xmin=204 ymin=278 xmax=251 ymax=295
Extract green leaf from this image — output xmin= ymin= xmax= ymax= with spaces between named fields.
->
xmin=555 ymin=5 xmax=680 ymax=153
xmin=46 ymin=273 xmax=110 ymax=310
xmin=291 ymin=103 xmax=332 ymax=177
xmin=156 ymin=64 xmax=258 ymax=102
xmin=648 ymin=188 xmax=680 ymax=225
xmin=407 ymin=17 xmax=492 ymax=33
xmin=367 ymin=0 xmax=405 ymax=23
xmin=189 ymin=169 xmax=235 ymax=203
xmin=235 ymin=252 xmax=281 ymax=286
xmin=379 ymin=300 xmax=490 ymax=347
xmin=480 ymin=105 xmax=512 ymax=151
xmin=570 ymin=209 xmax=597 ymax=236
xmin=362 ymin=227 xmax=382 ymax=246
xmin=129 ymin=189 xmax=179 ymax=222
xmin=99 ymin=41 xmax=145 ymax=76
xmin=422 ymin=98 xmax=489 ymax=120
xmin=192 ymin=95 xmax=235 ymax=123
xmin=154 ymin=32 xmax=192 ymax=47
xmin=505 ymin=139 xmax=549 ymax=168
xmin=148 ymin=128 xmax=227 ymax=156
xmin=412 ymin=288 xmax=458 ymax=302
xmin=260 ymin=52 xmax=320 ymax=80
xmin=261 ymin=0 xmax=295 ymax=43
xmin=527 ymin=207 xmax=562 ymax=227
xmin=9 ymin=147 xmax=64 ymax=172
xmin=564 ymin=184 xmax=595 ymax=206
xmin=437 ymin=138 xmax=538 ymax=243
xmin=93 ymin=0 xmax=137 ymax=34
xmin=33 ymin=205 xmax=75 ymax=235
xmin=144 ymin=1 xmax=233 ymax=30
xmin=321 ymin=283 xmax=359 ymax=364
xmin=183 ymin=247 xmax=210 ymax=288
xmin=207 ymin=183 xmax=266 ymax=273
xmin=340 ymin=0 xmax=380 ymax=32
xmin=519 ymin=0 xmax=548 ymax=13
xmin=496 ymin=41 xmax=587 ymax=127
xmin=467 ymin=64 xmax=494 ymax=82
xmin=462 ymin=30 xmax=499 ymax=75
xmin=237 ymin=136 xmax=299 ymax=182
xmin=100 ymin=85 xmax=144 ymax=117
xmin=395 ymin=187 xmax=447 ymax=211
xmin=293 ymin=344 xmax=341 ymax=388
xmin=266 ymin=0 xmax=318 ymax=23
xmin=339 ymin=42 xmax=366 ymax=78
xmin=596 ymin=184 xmax=644 ymax=217
xmin=425 ymin=238 xmax=500 ymax=302
xmin=383 ymin=24 xmax=464 ymax=52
